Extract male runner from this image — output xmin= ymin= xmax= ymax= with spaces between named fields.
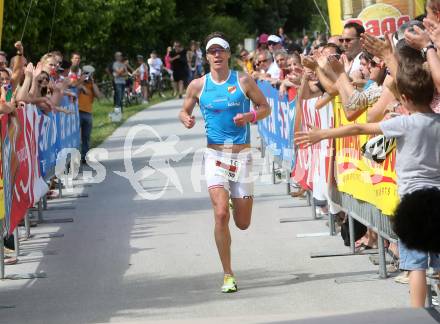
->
xmin=179 ymin=32 xmax=270 ymax=293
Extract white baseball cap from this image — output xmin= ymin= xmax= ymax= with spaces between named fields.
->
xmin=206 ymin=37 xmax=230 ymax=51
xmin=268 ymin=35 xmax=282 ymax=43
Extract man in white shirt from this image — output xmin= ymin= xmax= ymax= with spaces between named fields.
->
xmin=340 ymin=22 xmax=366 ymax=86
xmin=266 ymin=35 xmax=283 ymax=79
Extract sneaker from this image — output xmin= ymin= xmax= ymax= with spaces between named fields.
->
xmin=221 ymin=274 xmax=237 ymax=293
xmin=394 ymin=271 xmax=409 ymax=284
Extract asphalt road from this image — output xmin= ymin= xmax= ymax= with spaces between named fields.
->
xmin=0 ymin=99 xmax=414 ymax=323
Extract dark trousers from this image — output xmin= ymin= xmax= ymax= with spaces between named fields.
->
xmin=80 ymin=111 xmax=93 ymax=161
xmin=114 ymin=83 xmax=125 ymax=111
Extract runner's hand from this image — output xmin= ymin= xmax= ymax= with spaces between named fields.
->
xmin=182 ymin=115 xmax=195 ymax=128
xmin=233 ymin=113 xmax=251 ymax=127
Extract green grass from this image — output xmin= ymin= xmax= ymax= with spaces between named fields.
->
xmin=90 ymin=92 xmax=173 ymax=148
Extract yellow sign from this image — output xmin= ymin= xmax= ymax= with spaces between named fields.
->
xmin=327 ymin=0 xmax=426 ymax=35
xmin=333 ymin=98 xmax=399 ymax=216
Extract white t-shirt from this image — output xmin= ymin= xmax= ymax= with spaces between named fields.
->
xmin=267 ymin=61 xmax=280 ymax=79
xmin=379 ymin=113 xmax=440 ymax=196
xmin=148 ymin=57 xmax=163 ymax=76
xmin=348 ymin=52 xmax=362 ymax=79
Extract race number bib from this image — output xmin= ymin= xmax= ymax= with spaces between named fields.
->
xmin=214 ymin=157 xmax=242 ymax=182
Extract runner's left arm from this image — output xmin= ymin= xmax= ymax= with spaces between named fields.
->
xmin=234 ymin=73 xmax=271 ymax=127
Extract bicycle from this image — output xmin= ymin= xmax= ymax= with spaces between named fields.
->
xmin=148 ymin=73 xmax=166 ymax=99
xmin=123 ymin=76 xmax=143 ymax=106
xmin=98 ymin=80 xmax=114 ymax=103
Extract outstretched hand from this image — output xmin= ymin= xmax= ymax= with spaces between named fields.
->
xmin=302 ymin=55 xmax=318 ymax=71
xmin=33 ymin=62 xmax=43 ymax=79
xmin=361 ymin=32 xmax=393 ymax=59
xmin=424 ymin=18 xmax=440 ymax=46
xmin=294 ymin=124 xmax=323 ymax=148
xmin=405 ymin=25 xmax=431 ymax=50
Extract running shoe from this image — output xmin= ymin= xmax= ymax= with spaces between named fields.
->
xmin=221 ymin=274 xmax=237 ymax=293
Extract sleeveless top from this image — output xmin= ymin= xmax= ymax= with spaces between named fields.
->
xmin=199 ymin=70 xmax=251 ymax=145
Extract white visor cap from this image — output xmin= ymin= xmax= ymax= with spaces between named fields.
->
xmin=206 ymin=37 xmax=230 ymax=51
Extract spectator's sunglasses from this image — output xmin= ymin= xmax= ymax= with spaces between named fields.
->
xmin=257 ymin=58 xmax=270 ymax=65
xmin=240 ymin=52 xmax=249 ymax=58
xmin=339 ymin=37 xmax=359 ymax=43
xmin=268 ymin=41 xmax=279 ymax=46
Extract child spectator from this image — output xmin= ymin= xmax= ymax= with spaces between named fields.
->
xmin=295 ymin=63 xmax=440 ymax=308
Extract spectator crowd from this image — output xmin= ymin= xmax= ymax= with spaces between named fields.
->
xmin=238 ymin=1 xmax=440 ymax=309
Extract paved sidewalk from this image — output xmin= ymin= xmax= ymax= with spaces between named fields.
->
xmin=0 ymin=99 xmax=411 ymax=323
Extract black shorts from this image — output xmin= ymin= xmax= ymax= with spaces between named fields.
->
xmin=173 ymin=68 xmax=188 ymax=82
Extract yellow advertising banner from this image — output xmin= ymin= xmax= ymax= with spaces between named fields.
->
xmin=327 ymin=0 xmax=426 ymax=36
xmin=333 ymin=99 xmax=399 ymax=216
xmin=327 ymin=1 xmax=426 ymax=215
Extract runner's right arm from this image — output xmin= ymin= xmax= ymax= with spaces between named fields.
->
xmin=179 ymin=78 xmax=203 ymax=129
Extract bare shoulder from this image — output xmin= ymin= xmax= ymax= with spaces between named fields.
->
xmin=187 ymin=76 xmax=205 ymax=96
xmin=237 ymin=71 xmax=257 ymax=92
xmin=237 ymin=71 xmax=253 ymax=85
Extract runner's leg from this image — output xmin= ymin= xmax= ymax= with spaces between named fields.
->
xmin=231 ymin=197 xmax=253 ymax=230
xmin=208 ymin=187 xmax=233 ymax=275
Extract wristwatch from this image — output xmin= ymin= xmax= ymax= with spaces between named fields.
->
xmin=422 ymin=43 xmax=436 ymax=59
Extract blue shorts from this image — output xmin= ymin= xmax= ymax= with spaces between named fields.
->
xmin=399 ymin=240 xmax=440 ymax=271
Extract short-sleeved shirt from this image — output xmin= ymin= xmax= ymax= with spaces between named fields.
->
xmin=267 ymin=62 xmax=280 ymax=79
xmin=112 ymin=61 xmax=127 ymax=84
xmin=148 ymin=57 xmax=163 ymax=76
xmin=379 ymin=113 xmax=440 ymax=196
xmin=170 ymin=49 xmax=187 ymax=72
xmin=78 ymin=82 xmax=95 ymax=113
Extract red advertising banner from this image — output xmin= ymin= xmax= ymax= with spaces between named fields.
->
xmin=2 ymin=107 xmax=47 ymax=235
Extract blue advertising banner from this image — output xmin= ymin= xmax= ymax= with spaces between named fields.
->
xmin=38 ymin=90 xmax=80 ymax=179
xmin=257 ymin=81 xmax=296 ymax=169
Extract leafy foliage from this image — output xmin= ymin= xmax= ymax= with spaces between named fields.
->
xmin=2 ymin=0 xmax=328 ymax=75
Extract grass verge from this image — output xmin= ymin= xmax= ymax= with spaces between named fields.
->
xmin=90 ymin=92 xmax=172 ymax=148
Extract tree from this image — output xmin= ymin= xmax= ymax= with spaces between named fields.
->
xmin=1 ymin=0 xmax=329 ymax=77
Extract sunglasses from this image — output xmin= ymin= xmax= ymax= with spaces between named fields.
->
xmin=257 ymin=58 xmax=270 ymax=64
xmin=38 ymin=77 xmax=49 ymax=83
xmin=339 ymin=37 xmax=359 ymax=43
xmin=207 ymin=48 xmax=227 ymax=55
xmin=240 ymin=53 xmax=248 ymax=58
xmin=268 ymin=41 xmax=279 ymax=46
